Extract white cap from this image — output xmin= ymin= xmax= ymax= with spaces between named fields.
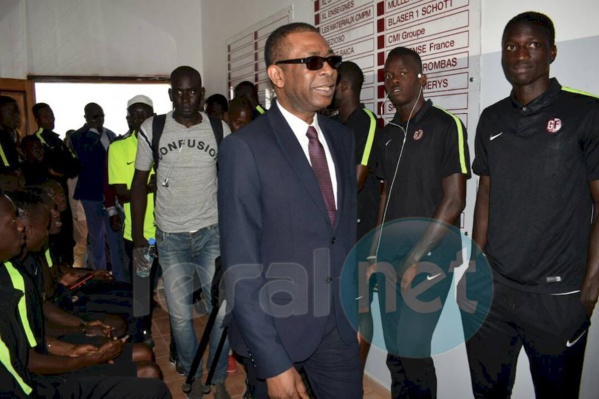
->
xmin=127 ymin=95 xmax=153 ymax=109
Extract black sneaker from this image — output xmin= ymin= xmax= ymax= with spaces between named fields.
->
xmin=142 ymin=330 xmax=155 ymax=348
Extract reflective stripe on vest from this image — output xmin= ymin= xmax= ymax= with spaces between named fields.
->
xmin=360 ymin=108 xmax=377 ymax=166
xmin=0 ymin=143 xmax=9 ymax=167
xmin=44 ymin=249 xmax=53 ymax=268
xmin=35 ymin=128 xmax=48 ymax=146
xmin=0 ymin=336 xmax=32 ymax=395
xmin=4 ymin=262 xmax=37 ymax=347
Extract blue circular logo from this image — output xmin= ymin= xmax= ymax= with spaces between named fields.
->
xmin=340 ymin=218 xmax=493 ymax=358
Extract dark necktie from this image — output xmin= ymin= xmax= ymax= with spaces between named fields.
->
xmin=306 ymin=126 xmax=336 ymax=226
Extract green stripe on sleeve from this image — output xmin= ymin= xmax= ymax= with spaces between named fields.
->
xmin=0 ymin=336 xmax=32 ymax=395
xmin=561 ymin=86 xmax=599 ymax=99
xmin=4 ymin=263 xmax=37 ymax=347
xmin=433 ymin=105 xmax=468 ymax=174
xmin=360 ymin=108 xmax=377 ymax=166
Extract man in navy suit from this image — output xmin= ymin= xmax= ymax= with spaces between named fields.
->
xmin=218 ymin=22 xmax=362 ymax=399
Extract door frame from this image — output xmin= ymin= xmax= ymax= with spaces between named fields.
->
xmin=0 ymin=77 xmax=36 ymax=138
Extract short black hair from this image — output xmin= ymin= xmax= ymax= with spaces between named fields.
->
xmin=25 ymin=186 xmax=53 ymax=209
xmin=235 ymin=81 xmax=255 ymax=91
xmin=170 ymin=66 xmax=201 ymax=85
xmin=0 ymin=95 xmax=17 ymax=109
xmin=337 ymin=61 xmax=364 ymax=94
xmin=20 ymin=135 xmax=42 ymax=151
xmin=205 ymin=94 xmax=229 ymax=112
xmin=504 ymin=11 xmax=555 ymax=46
xmin=6 ymin=189 xmax=45 ymax=218
xmin=264 ymin=22 xmax=319 ymax=67
xmin=386 ymin=47 xmax=423 ymax=72
xmin=84 ymin=102 xmax=102 ymax=116
xmin=32 ymin=103 xmax=51 ymax=118
xmin=229 ymin=97 xmax=253 ymax=115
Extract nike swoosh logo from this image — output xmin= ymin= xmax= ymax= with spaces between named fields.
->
xmin=490 ymin=132 xmax=503 ymax=141
xmin=427 ymin=273 xmax=442 ymax=281
xmin=385 ymin=139 xmax=392 ymax=146
xmin=127 ymin=161 xmax=134 ymax=165
xmin=566 ymin=329 xmax=588 ymax=347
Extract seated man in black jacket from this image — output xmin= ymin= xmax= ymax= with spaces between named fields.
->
xmin=0 ymin=190 xmax=172 ymax=398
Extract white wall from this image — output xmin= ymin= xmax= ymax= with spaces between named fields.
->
xmin=2 ymin=0 xmax=203 ymax=79
xmin=200 ymin=0 xmax=314 ymax=97
xmin=0 ymin=0 xmax=28 ymax=79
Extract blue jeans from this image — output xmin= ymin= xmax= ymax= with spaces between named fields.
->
xmin=156 ymin=225 xmax=229 ymax=383
xmin=81 ymin=200 xmax=126 ymax=282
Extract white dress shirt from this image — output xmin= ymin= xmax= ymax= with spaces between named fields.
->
xmin=277 ymin=102 xmax=338 ymax=207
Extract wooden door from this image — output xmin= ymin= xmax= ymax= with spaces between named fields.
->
xmin=0 ymin=78 xmax=36 ymax=140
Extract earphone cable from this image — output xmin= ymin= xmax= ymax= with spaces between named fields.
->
xmin=373 ymin=86 xmax=423 ymax=260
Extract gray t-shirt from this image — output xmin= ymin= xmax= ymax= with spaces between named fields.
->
xmin=136 ymin=111 xmax=230 ymax=233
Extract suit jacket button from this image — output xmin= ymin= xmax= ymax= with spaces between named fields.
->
xmin=331 ymin=236 xmax=336 ymax=244
xmin=325 ymin=276 xmax=332 ymax=283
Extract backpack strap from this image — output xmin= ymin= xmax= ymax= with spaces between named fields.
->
xmin=151 ymin=114 xmax=222 ymax=170
xmin=151 ymin=114 xmax=167 ymax=169
xmin=208 ymin=115 xmax=223 ymax=146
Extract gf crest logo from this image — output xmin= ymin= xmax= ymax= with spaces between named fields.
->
xmin=546 ymin=118 xmax=562 ymax=133
xmin=413 ymin=129 xmax=424 ymax=141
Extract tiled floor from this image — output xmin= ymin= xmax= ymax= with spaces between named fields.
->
xmin=150 ymin=297 xmax=390 ymax=399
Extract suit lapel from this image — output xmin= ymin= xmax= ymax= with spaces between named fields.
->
xmin=268 ymin=104 xmax=335 ymax=229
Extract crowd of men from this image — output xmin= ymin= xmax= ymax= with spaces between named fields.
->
xmin=0 ymin=10 xmax=598 ymax=399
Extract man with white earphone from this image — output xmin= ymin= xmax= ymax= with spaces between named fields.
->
xmin=369 ymin=47 xmax=471 ymax=398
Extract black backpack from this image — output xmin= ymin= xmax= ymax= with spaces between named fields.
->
xmin=150 ymin=114 xmax=224 ymax=169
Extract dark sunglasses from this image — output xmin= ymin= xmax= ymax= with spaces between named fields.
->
xmin=275 ymin=55 xmax=342 ymax=71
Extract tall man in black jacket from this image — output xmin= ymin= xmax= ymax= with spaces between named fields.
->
xmin=466 ymin=12 xmax=599 ymax=398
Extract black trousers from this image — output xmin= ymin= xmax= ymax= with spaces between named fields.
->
xmin=60 ymin=377 xmax=171 ymax=399
xmin=372 ymin=219 xmax=461 ymax=399
xmin=31 ymin=345 xmax=171 ymax=399
xmin=376 ymin=264 xmax=452 ymax=399
xmin=464 ymin=281 xmax=589 ymax=399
